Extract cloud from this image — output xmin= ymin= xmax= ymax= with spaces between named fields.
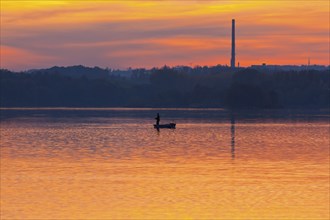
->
xmin=1 ymin=0 xmax=329 ymax=70
xmin=1 ymin=45 xmax=57 ymax=71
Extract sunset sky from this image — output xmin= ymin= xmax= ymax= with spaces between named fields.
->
xmin=1 ymin=0 xmax=329 ymax=71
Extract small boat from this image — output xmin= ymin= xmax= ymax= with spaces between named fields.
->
xmin=154 ymin=123 xmax=176 ymax=129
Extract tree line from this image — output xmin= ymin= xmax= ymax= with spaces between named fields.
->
xmin=0 ymin=66 xmax=329 ymax=109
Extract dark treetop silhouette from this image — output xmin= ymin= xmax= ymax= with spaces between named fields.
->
xmin=0 ymin=65 xmax=329 ymax=109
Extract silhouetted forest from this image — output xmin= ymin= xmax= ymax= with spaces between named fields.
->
xmin=1 ymin=66 xmax=329 ymax=109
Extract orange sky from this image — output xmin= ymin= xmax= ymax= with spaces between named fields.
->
xmin=1 ymin=0 xmax=329 ymax=71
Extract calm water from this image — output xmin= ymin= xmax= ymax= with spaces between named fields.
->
xmin=0 ymin=108 xmax=329 ymax=219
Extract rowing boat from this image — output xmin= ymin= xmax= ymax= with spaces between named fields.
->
xmin=154 ymin=123 xmax=176 ymax=129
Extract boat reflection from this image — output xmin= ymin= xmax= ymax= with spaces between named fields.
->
xmin=230 ymin=114 xmax=235 ymax=159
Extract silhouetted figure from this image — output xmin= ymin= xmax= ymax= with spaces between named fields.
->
xmin=155 ymin=113 xmax=160 ymax=126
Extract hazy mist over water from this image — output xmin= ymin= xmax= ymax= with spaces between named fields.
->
xmin=0 ymin=108 xmax=329 ymax=219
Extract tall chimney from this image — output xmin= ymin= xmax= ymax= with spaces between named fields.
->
xmin=231 ymin=19 xmax=236 ymax=69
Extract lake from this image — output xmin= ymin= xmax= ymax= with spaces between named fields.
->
xmin=0 ymin=108 xmax=329 ymax=219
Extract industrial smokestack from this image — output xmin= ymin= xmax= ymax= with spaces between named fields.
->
xmin=231 ymin=19 xmax=236 ymax=69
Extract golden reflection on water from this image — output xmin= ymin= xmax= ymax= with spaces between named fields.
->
xmin=1 ymin=116 xmax=329 ymax=219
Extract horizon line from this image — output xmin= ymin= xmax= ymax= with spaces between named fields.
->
xmin=2 ymin=62 xmax=330 ymax=72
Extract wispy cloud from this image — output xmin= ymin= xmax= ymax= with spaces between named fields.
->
xmin=1 ymin=0 xmax=329 ymax=70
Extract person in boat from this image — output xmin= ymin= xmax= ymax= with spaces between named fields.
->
xmin=155 ymin=113 xmax=160 ymax=126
